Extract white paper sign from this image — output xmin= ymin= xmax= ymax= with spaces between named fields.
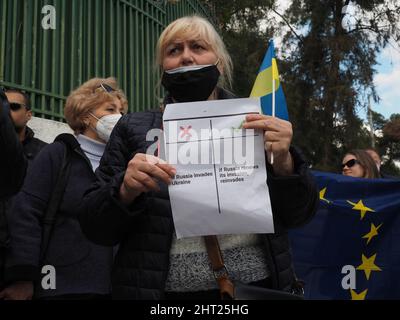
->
xmin=163 ymin=98 xmax=274 ymax=238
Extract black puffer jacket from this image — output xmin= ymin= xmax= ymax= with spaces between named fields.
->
xmin=0 ymin=91 xmax=27 ymax=199
xmin=22 ymin=127 xmax=47 ymax=163
xmin=5 ymin=137 xmax=114 ymax=298
xmin=79 ymin=92 xmax=319 ymax=300
xmin=0 ymin=91 xmax=27 ymax=287
xmin=1 ymin=124 xmax=46 ymax=285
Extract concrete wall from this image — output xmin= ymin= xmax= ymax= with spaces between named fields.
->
xmin=29 ymin=117 xmax=73 ymax=144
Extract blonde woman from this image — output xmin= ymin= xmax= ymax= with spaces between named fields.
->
xmin=0 ymin=78 xmax=127 ymax=300
xmin=80 ymin=16 xmax=318 ymax=299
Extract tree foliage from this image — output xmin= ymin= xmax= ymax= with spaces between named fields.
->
xmin=379 ymin=113 xmax=400 ymax=175
xmin=277 ymin=0 xmax=400 ymax=171
xmin=204 ymin=0 xmax=275 ymax=97
xmin=203 ymin=0 xmax=400 ymax=174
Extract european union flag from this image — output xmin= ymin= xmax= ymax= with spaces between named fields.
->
xmin=289 ymin=171 xmax=400 ymax=299
xmin=250 ymin=39 xmax=289 ymax=120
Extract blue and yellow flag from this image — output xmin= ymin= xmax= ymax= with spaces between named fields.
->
xmin=289 ymin=172 xmax=400 ymax=299
xmin=250 ymin=40 xmax=289 ymax=120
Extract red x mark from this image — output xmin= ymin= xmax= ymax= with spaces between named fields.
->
xmin=180 ymin=125 xmax=192 ymax=140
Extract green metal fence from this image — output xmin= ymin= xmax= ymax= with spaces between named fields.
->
xmin=0 ymin=0 xmax=214 ymax=121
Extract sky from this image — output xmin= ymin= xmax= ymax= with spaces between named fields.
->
xmin=272 ymin=0 xmax=400 ymax=120
xmin=372 ymin=45 xmax=400 ymax=119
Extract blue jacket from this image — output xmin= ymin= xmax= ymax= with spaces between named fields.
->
xmin=5 ymin=138 xmax=114 ymax=298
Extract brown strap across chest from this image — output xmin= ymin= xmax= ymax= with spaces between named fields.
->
xmin=203 ymin=235 xmax=235 ymax=299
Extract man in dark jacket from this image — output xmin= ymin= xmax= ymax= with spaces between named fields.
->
xmin=0 ymin=88 xmax=46 ymax=290
xmin=4 ymin=89 xmax=47 ymax=162
xmin=0 ymin=89 xmax=27 ymax=199
xmin=0 ymin=89 xmax=27 ymax=289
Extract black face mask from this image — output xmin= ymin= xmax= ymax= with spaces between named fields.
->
xmin=161 ymin=64 xmax=220 ymax=103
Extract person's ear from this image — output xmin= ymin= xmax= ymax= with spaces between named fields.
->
xmin=83 ymin=115 xmax=92 ymax=129
xmin=26 ymin=110 xmax=32 ymax=121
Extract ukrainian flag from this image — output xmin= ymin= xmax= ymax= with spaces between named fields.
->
xmin=250 ymin=40 xmax=289 ymax=120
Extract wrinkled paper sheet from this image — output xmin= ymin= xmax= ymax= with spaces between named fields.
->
xmin=163 ymin=98 xmax=274 ymax=238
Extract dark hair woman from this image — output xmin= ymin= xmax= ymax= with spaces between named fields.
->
xmin=342 ymin=149 xmax=380 ymax=179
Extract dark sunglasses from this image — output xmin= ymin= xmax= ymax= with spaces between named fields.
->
xmin=94 ymin=83 xmax=115 ymax=93
xmin=341 ymin=159 xmax=359 ymax=169
xmin=9 ymin=102 xmax=29 ymax=111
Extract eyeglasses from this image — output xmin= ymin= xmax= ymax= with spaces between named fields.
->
xmin=341 ymin=159 xmax=359 ymax=169
xmin=9 ymin=102 xmax=28 ymax=111
xmin=94 ymin=83 xmax=115 ymax=94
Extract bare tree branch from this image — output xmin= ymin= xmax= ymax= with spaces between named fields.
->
xmin=345 ymin=24 xmax=392 ymax=35
xmin=271 ymin=8 xmax=304 ymax=44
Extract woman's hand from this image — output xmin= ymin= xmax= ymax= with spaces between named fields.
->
xmin=0 ymin=281 xmax=34 ymax=300
xmin=243 ymin=114 xmax=294 ymax=176
xmin=119 ymin=153 xmax=176 ymax=204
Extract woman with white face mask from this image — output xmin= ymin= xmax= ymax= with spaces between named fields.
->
xmin=1 ymin=78 xmax=127 ymax=300
xmin=70 ymin=80 xmax=127 ymax=169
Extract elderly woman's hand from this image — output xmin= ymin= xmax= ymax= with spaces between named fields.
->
xmin=243 ymin=114 xmax=294 ymax=176
xmin=119 ymin=154 xmax=176 ymax=204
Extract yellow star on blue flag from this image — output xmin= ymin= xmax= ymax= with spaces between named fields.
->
xmin=250 ymin=40 xmax=289 ymax=120
xmin=357 ymin=253 xmax=382 ymax=280
xmin=362 ymin=223 xmax=383 ymax=245
xmin=289 ymin=170 xmax=400 ymax=299
xmin=350 ymin=289 xmax=368 ymax=300
xmin=347 ymin=200 xmax=375 ymax=220
xmin=319 ymin=187 xmax=331 ymax=204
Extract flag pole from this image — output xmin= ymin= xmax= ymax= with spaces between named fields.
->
xmin=271 ymin=62 xmax=275 ymax=165
xmin=368 ymin=95 xmax=375 ymax=148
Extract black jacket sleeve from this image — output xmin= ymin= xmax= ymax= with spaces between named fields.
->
xmin=267 ymin=146 xmax=319 ymax=229
xmin=78 ymin=116 xmax=148 ymax=247
xmin=4 ymin=143 xmax=64 ymax=283
xmin=0 ymin=91 xmax=27 ymax=199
